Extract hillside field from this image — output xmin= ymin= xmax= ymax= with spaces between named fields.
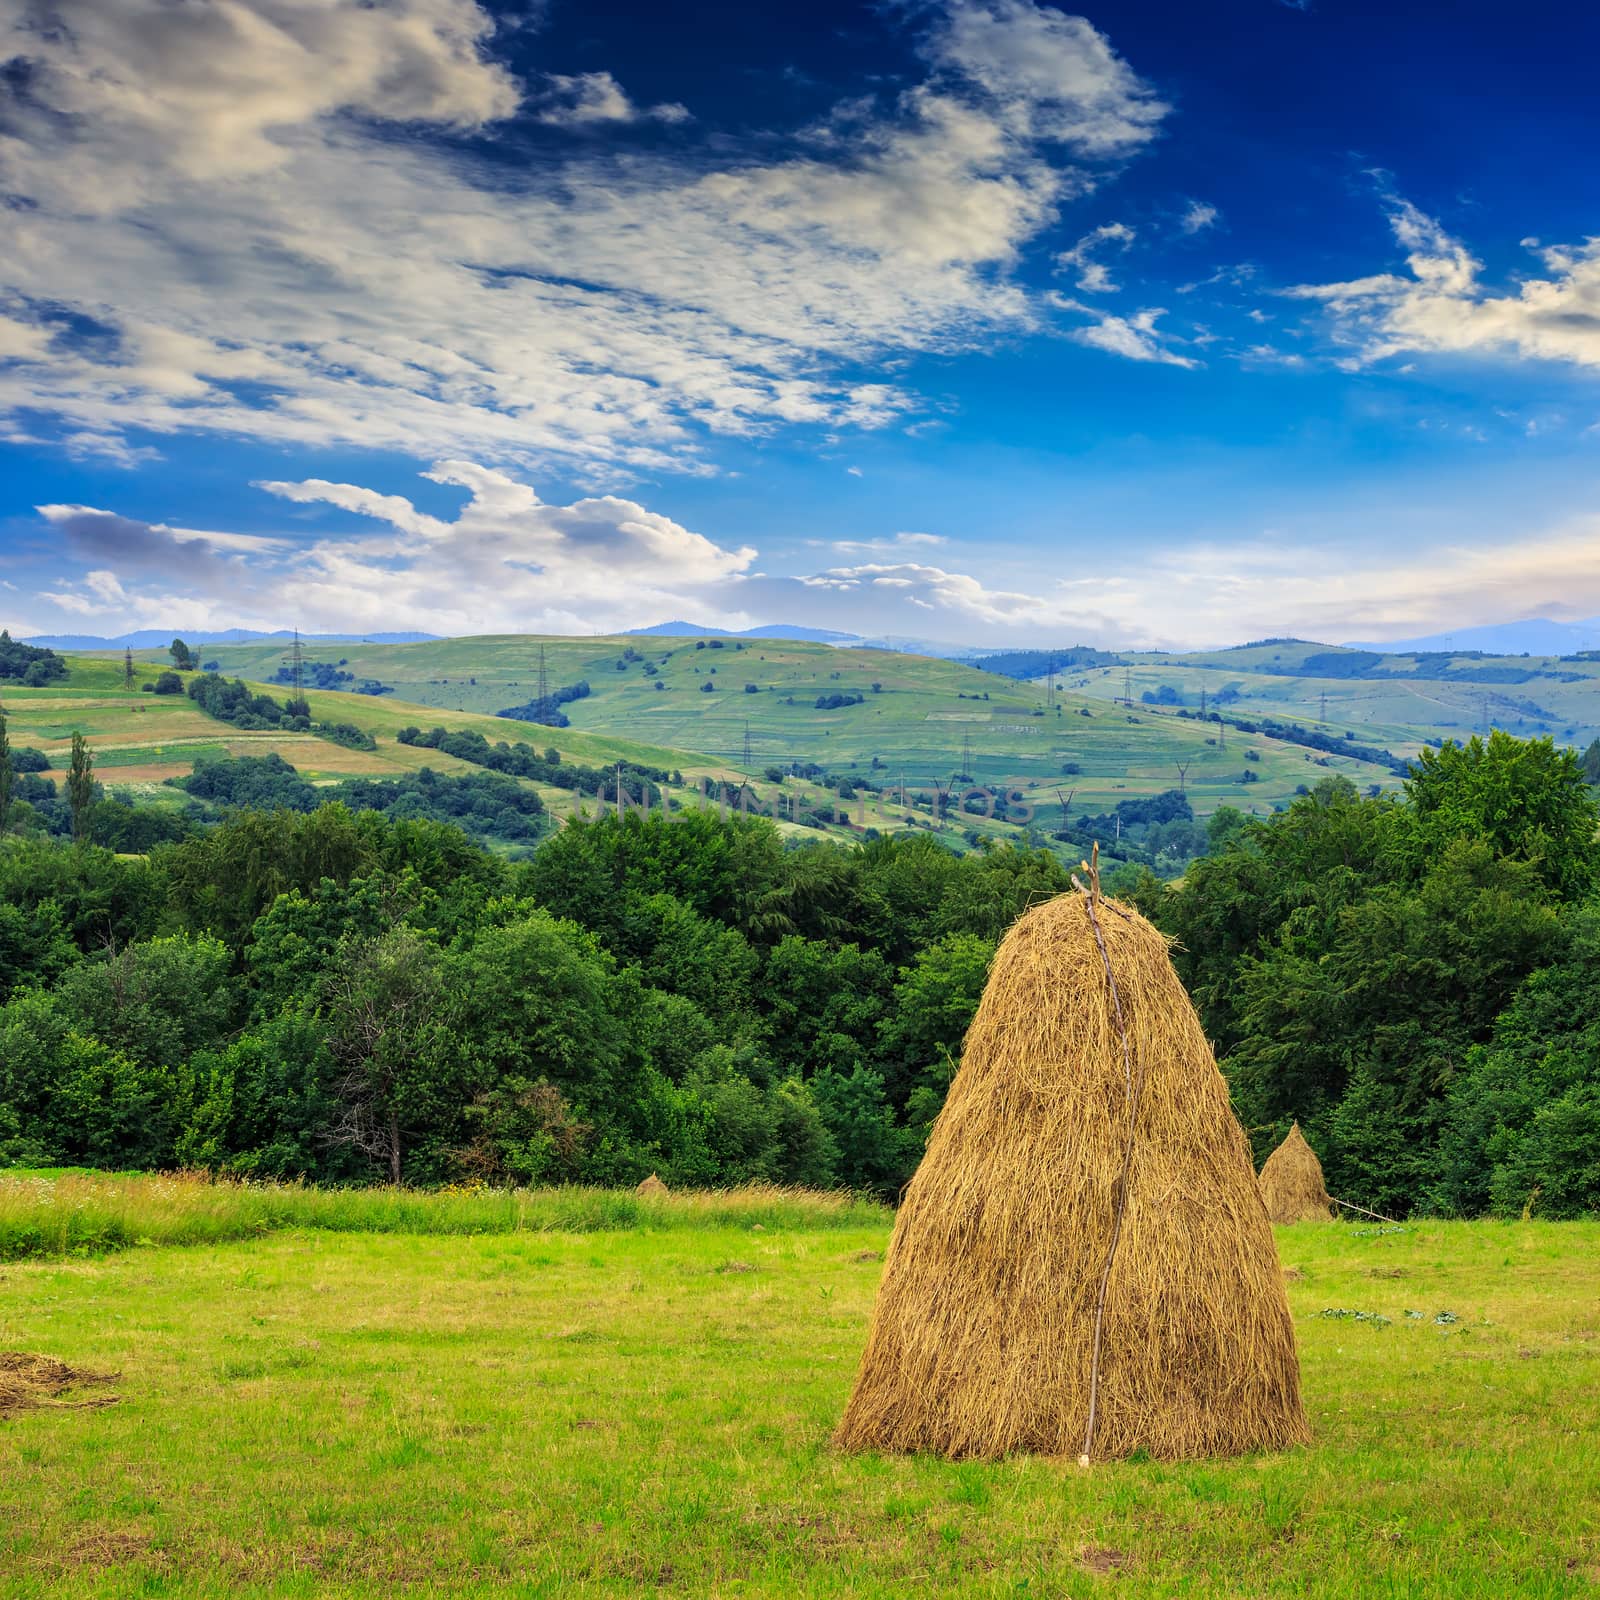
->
xmin=1046 ymin=640 xmax=1600 ymax=753
xmin=1 ymin=1176 xmax=1596 ymax=1598
xmin=110 ymin=635 xmax=1402 ymax=836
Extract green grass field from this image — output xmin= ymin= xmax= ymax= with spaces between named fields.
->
xmin=2 ymin=1174 xmax=1596 ymax=1598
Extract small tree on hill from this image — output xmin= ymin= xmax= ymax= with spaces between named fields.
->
xmin=169 ymin=638 xmax=195 ymax=671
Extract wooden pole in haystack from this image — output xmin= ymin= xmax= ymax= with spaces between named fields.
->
xmin=834 ymin=858 xmax=1308 ymax=1463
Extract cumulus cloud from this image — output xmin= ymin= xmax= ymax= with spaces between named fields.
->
xmin=1286 ymin=201 xmax=1600 ymax=370
xmin=0 ymin=0 xmax=1169 ymax=471
xmin=21 ymin=473 xmax=1600 ymax=651
xmin=535 ymin=71 xmax=690 ymax=128
xmin=1054 ymin=221 xmax=1135 ymax=292
xmin=31 ymin=462 xmax=758 ymax=637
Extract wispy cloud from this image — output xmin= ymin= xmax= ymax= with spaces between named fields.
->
xmin=1286 ymin=200 xmax=1600 ymax=370
xmin=534 ymin=71 xmax=690 ymax=128
xmin=1178 ymin=199 xmax=1219 ymax=234
xmin=0 ymin=0 xmax=1169 ymax=474
xmin=1054 ymin=222 xmax=1136 ymax=293
xmin=1052 ymin=299 xmax=1201 ymax=367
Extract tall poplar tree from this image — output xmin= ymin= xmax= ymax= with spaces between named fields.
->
xmin=67 ymin=731 xmax=95 ymax=845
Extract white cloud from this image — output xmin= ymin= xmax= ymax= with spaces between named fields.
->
xmin=0 ymin=0 xmax=1169 ymax=472
xmin=827 ymin=531 xmax=950 ymax=553
xmin=32 ymin=462 xmax=758 ymax=637
xmin=1054 ymin=221 xmax=1135 ymax=292
xmin=924 ymin=0 xmax=1168 ymax=150
xmin=535 ymin=71 xmax=690 ymax=128
xmin=1178 ymin=200 xmax=1219 ymax=234
xmin=1053 ymin=299 xmax=1200 ymax=367
xmin=24 ymin=473 xmax=1600 ymax=651
xmin=1286 ymin=201 xmax=1600 ymax=370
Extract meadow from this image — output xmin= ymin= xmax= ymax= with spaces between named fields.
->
xmin=139 ymin=634 xmax=1398 ymax=831
xmin=2 ymin=1173 xmax=1596 ymax=1598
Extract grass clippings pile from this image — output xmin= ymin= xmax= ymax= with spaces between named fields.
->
xmin=836 ymin=882 xmax=1309 ymax=1462
xmin=0 ymin=1352 xmax=119 ymax=1419
xmin=636 ymin=1173 xmax=669 ymax=1198
xmin=1259 ymin=1122 xmax=1336 ymax=1223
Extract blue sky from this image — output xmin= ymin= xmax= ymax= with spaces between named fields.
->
xmin=2 ymin=0 xmax=1599 ymax=648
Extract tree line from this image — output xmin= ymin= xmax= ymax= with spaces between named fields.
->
xmin=0 ymin=720 xmax=1597 ymax=1215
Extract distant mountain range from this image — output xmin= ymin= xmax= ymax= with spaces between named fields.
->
xmin=623 ymin=620 xmax=861 ymax=644
xmin=623 ymin=620 xmax=987 ymax=657
xmin=22 ymin=628 xmax=440 ymax=650
xmin=1347 ymin=617 xmax=1600 ymax=656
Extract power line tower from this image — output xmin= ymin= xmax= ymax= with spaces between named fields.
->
xmin=1216 ymin=714 xmax=1226 ymax=751
xmin=1123 ymin=666 xmax=1133 ymax=706
xmin=123 ymin=646 xmax=134 ymax=690
xmin=1046 ymin=655 xmax=1057 ymax=713
xmin=291 ymin=627 xmax=304 ymax=700
xmin=1199 ymin=684 xmax=1207 ymax=719
xmin=742 ymin=719 xmax=753 ymax=773
xmin=536 ymin=644 xmax=549 ymax=720
xmin=1175 ymin=759 xmax=1191 ymax=793
xmin=1319 ymin=689 xmax=1327 ymax=724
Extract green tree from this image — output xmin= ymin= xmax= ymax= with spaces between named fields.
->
xmin=1435 ymin=907 xmax=1600 ymax=1218
xmin=877 ymin=932 xmax=993 ymax=1112
xmin=66 ymin=732 xmax=96 ymax=845
xmin=1404 ymin=731 xmax=1600 ymax=900
xmin=320 ymin=927 xmax=448 ymax=1184
xmin=0 ymin=712 xmax=11 ymax=835
xmin=169 ymin=638 xmax=195 ymax=671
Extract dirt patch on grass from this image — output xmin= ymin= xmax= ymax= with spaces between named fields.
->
xmin=0 ymin=1351 xmax=120 ymax=1418
xmin=1079 ymin=1544 xmax=1131 ymax=1576
xmin=852 ymin=1250 xmax=884 ymax=1263
xmin=1282 ymin=1267 xmax=1305 ymax=1282
xmin=717 ymin=1260 xmax=758 ymax=1274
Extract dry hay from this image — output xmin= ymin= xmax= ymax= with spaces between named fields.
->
xmin=1258 ymin=1123 xmax=1335 ymax=1224
xmin=635 ymin=1173 xmax=669 ymax=1198
xmin=0 ymin=1352 xmax=120 ymax=1419
xmin=835 ymin=885 xmax=1308 ymax=1462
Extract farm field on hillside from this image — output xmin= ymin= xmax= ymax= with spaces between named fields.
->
xmin=2 ymin=1190 xmax=1596 ymax=1598
xmin=188 ymin=634 xmax=1400 ymax=824
xmin=1059 ymin=645 xmax=1600 ymax=752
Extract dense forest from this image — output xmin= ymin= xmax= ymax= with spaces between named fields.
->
xmin=0 ymin=724 xmax=1596 ymax=1216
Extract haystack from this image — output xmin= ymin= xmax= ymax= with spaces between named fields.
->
xmin=835 ymin=874 xmax=1308 ymax=1462
xmin=636 ymin=1173 xmax=668 ymax=1198
xmin=1258 ymin=1123 xmax=1334 ymax=1223
xmin=0 ymin=1352 xmax=119 ymax=1418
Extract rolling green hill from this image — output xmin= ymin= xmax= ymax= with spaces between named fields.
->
xmin=986 ymin=639 xmax=1600 ymax=753
xmin=174 ymin=633 xmax=1401 ymax=834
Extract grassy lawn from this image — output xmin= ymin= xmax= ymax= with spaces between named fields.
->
xmin=1 ymin=1180 xmax=1596 ymax=1597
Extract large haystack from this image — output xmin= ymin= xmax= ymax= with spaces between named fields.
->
xmin=1258 ymin=1123 xmax=1334 ymax=1223
xmin=635 ymin=1173 xmax=668 ymax=1199
xmin=835 ymin=878 xmax=1308 ymax=1462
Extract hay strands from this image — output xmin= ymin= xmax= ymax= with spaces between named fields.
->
xmin=1073 ymin=844 xmax=1144 ymax=1468
xmin=0 ymin=1352 xmax=120 ymax=1419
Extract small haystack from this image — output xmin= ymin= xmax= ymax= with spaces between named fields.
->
xmin=835 ymin=871 xmax=1308 ymax=1462
xmin=0 ymin=1352 xmax=119 ymax=1419
xmin=1258 ymin=1123 xmax=1335 ymax=1223
xmin=635 ymin=1173 xmax=669 ymax=1199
